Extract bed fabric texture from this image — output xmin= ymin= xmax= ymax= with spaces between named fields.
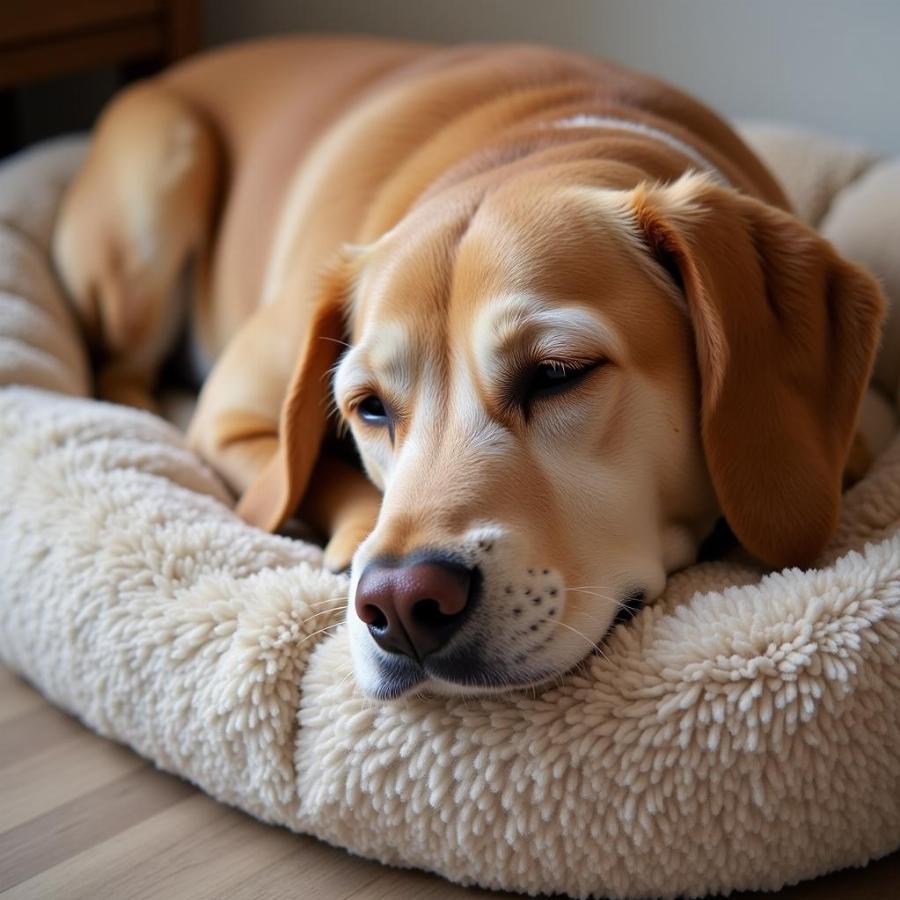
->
xmin=1 ymin=127 xmax=899 ymax=900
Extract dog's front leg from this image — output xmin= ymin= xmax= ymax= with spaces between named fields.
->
xmin=300 ymin=455 xmax=382 ymax=573
xmin=189 ymin=300 xmax=380 ymax=571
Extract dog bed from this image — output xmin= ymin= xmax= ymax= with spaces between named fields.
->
xmin=1 ymin=128 xmax=899 ymax=900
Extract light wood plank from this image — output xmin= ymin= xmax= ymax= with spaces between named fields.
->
xmin=226 ymin=846 xmax=385 ymax=900
xmin=0 ymin=670 xmax=45 ymax=723
xmin=343 ymin=866 xmax=523 ymax=900
xmin=0 ymin=728 xmax=145 ymax=831
xmin=9 ymin=794 xmax=291 ymax=900
xmin=225 ymin=834 xmax=523 ymax=900
xmin=0 ymin=705 xmax=88 ymax=769
xmin=0 ymin=767 xmax=193 ymax=892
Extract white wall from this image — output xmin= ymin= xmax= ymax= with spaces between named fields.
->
xmin=203 ymin=0 xmax=900 ymax=154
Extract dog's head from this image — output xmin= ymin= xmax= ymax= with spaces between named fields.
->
xmin=241 ymin=170 xmax=884 ymax=699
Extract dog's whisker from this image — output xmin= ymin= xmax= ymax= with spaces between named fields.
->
xmin=336 ymin=666 xmax=357 ymax=692
xmin=306 ymin=594 xmax=349 ymax=608
xmin=552 ymin=618 xmax=612 ymax=664
xmin=552 ymin=618 xmax=604 ymax=652
xmin=299 ymin=604 xmax=346 ymax=618
xmin=318 ymin=335 xmax=352 ymax=349
xmin=297 ymin=623 xmax=342 ymax=647
xmin=305 ymin=601 xmax=348 ymax=612
xmin=297 ymin=607 xmax=346 ymax=629
xmin=565 ymin=587 xmax=627 ymax=607
xmin=565 ymin=587 xmax=636 ymax=611
xmin=565 ymin=585 xmax=619 ymax=598
xmin=566 ymin=587 xmax=618 ymax=600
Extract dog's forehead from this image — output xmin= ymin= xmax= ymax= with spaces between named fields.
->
xmin=450 ymin=184 xmax=643 ymax=308
xmin=349 ymin=182 xmax=688 ymax=378
xmin=350 ymin=194 xmax=479 ymax=333
xmin=452 ymin=185 xmax=696 ymax=366
xmin=354 ymin=186 xmax=627 ymax=318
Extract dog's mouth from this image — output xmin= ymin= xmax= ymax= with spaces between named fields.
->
xmin=364 ymin=650 xmax=563 ymax=701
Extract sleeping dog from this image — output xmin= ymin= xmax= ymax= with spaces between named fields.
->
xmin=53 ymin=37 xmax=885 ymax=699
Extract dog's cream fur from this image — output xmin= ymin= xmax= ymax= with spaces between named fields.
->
xmin=53 ymin=37 xmax=885 ymax=698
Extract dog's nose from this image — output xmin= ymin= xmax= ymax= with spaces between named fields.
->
xmin=354 ymin=558 xmax=473 ymax=661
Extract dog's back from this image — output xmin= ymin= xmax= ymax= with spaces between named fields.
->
xmin=55 ymin=36 xmax=787 ymax=378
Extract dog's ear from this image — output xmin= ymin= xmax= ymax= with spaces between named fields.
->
xmin=630 ymin=174 xmax=884 ymax=568
xmin=235 ymin=260 xmax=351 ymax=532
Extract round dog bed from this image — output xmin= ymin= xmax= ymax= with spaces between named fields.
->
xmin=1 ymin=129 xmax=898 ymax=900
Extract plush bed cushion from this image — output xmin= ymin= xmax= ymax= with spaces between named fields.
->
xmin=0 ymin=129 xmax=898 ymax=899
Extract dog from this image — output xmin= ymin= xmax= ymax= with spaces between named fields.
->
xmin=53 ymin=36 xmax=885 ymax=699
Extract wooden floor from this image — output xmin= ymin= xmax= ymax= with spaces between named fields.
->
xmin=1 ymin=666 xmax=897 ymax=900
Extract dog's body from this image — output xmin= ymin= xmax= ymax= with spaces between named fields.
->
xmin=54 ymin=37 xmax=885 ymax=699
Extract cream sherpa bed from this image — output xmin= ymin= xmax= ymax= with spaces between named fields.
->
xmin=1 ymin=127 xmax=899 ymax=900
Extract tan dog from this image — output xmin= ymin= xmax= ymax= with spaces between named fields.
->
xmin=53 ymin=37 xmax=885 ymax=699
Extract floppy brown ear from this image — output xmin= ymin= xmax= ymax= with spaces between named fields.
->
xmin=235 ymin=263 xmax=349 ymax=532
xmin=630 ymin=174 xmax=885 ymax=568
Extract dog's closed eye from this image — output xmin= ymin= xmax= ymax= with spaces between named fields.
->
xmin=526 ymin=360 xmax=603 ymax=396
xmin=513 ymin=358 xmax=607 ymax=416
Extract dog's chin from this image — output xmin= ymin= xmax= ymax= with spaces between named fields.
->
xmin=361 ymin=655 xmax=427 ymax=701
xmin=421 ymin=669 xmax=562 ymax=698
xmin=357 ymin=650 xmax=568 ymax=701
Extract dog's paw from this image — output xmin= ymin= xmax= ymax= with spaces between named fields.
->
xmin=96 ymin=370 xmax=158 ymax=413
xmin=323 ymin=525 xmax=371 ymax=574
